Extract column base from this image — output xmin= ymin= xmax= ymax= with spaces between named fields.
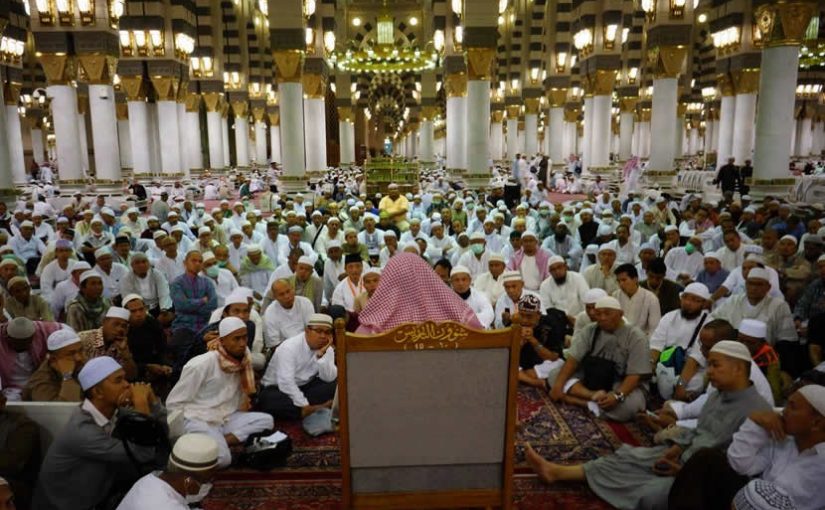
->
xmin=0 ymin=188 xmax=22 ymax=204
xmin=580 ymin=165 xmax=620 ymax=192
xmin=448 ymin=167 xmax=467 ymax=180
xmin=749 ymin=178 xmax=796 ymax=202
xmin=644 ymin=170 xmax=678 ymax=192
xmin=189 ymin=167 xmax=205 ymax=177
xmin=280 ymin=175 xmax=309 ymax=195
xmin=464 ymin=173 xmax=492 ymax=190
xmin=87 ymin=179 xmax=126 ymax=194
xmin=57 ymin=179 xmax=91 ymax=193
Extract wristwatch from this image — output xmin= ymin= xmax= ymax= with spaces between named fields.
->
xmin=612 ymin=391 xmax=626 ymax=403
xmin=675 ymin=377 xmax=685 ymax=388
xmin=61 ymin=372 xmax=73 ymax=382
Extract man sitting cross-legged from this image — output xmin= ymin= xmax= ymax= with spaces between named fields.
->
xmin=258 ymin=313 xmax=337 ymax=420
xmin=166 ymin=317 xmax=273 ymax=468
xmin=526 ymin=340 xmax=772 ymax=510
xmin=545 ymin=296 xmax=650 ymax=422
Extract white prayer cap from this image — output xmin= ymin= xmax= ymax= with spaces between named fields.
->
xmin=327 ymin=217 xmax=341 ymax=225
xmin=198 ymin=226 xmax=212 ymax=236
xmin=818 ymin=254 xmax=825 ymax=265
xmin=469 ymin=231 xmax=485 ymax=241
xmin=680 ymin=282 xmax=711 ymax=301
xmin=105 ymin=307 xmax=130 ymax=321
xmin=202 ymin=251 xmax=216 ymax=262
xmin=90 ymin=216 xmax=104 ymax=225
xmin=383 ymin=230 xmax=397 ymax=238
xmin=147 ymin=215 xmax=159 ymax=222
xmin=167 ymin=211 xmax=179 ymax=218
xmin=743 ymin=206 xmax=757 ymax=214
xmin=222 ymin=291 xmax=248 ymax=310
xmin=738 ymin=319 xmax=767 ymax=339
xmin=521 ymin=230 xmax=538 ymax=240
xmin=297 ymin=256 xmax=314 ymax=267
xmin=597 ymin=224 xmax=613 ymax=237
xmin=247 ymin=244 xmax=262 ymax=254
xmin=488 ymin=252 xmax=505 ymax=263
xmin=47 ymin=328 xmax=80 ymax=351
xmin=20 ymin=220 xmax=34 ymax=228
xmin=664 ymin=225 xmax=679 ymax=233
xmin=746 ymin=254 xmax=766 ymax=265
xmin=218 ymin=316 xmax=247 ymax=337
xmin=598 ymin=244 xmax=616 ymax=254
xmin=79 ymin=270 xmax=101 ymax=283
xmin=500 ymin=270 xmax=523 ymax=283
xmin=308 ymin=313 xmax=333 ymax=328
xmin=327 ymin=240 xmax=342 ymax=250
xmin=601 ymin=209 xmax=614 ymax=216
xmin=288 ymin=225 xmax=303 ymax=234
xmin=151 ymin=230 xmax=167 ymax=240
xmin=78 ymin=356 xmax=122 ymax=390
xmin=402 ymin=242 xmax=420 ymax=254
xmin=547 ymin=255 xmax=565 ymax=268
xmin=71 ymin=261 xmax=92 ymax=272
xmin=0 ymin=477 xmax=9 ymax=486
xmin=430 ymin=221 xmax=443 ymax=229
xmin=363 ymin=267 xmax=381 ymax=276
xmin=798 ymin=385 xmax=825 ymax=416
xmin=229 ymin=229 xmax=243 ymax=238
xmin=780 ymin=234 xmax=798 ymax=245
xmin=170 ymin=225 xmax=185 ymax=234
xmin=655 ymin=196 xmax=667 ymax=204
xmin=7 ymin=317 xmax=35 ymax=339
xmin=0 ymin=259 xmax=17 ymax=269
xmin=170 ymin=433 xmax=220 ymax=472
xmin=583 ymin=288 xmax=608 ymax=305
xmin=100 ymin=207 xmax=115 ymax=217
xmin=595 ymin=296 xmax=622 ymax=311
xmin=747 ymin=267 xmax=770 ymax=281
xmin=122 ymin=294 xmax=143 ymax=307
xmin=709 ymin=340 xmax=752 ymax=363
xmin=744 ymin=244 xmax=764 ymax=255
xmin=450 ymin=265 xmax=471 ymax=277
xmin=126 ymin=207 xmax=139 ymax=215
xmin=733 ymin=480 xmax=796 ymax=510
xmin=94 ymin=247 xmax=112 ymax=259
xmin=704 ymin=251 xmax=721 ymax=261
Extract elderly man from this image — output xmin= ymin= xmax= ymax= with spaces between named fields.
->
xmin=614 ymin=263 xmax=661 ymax=336
xmin=79 ymin=306 xmax=137 ymax=380
xmin=450 ymin=265 xmax=494 ymax=328
xmin=0 ymin=317 xmax=62 ymax=400
xmin=527 ymin=340 xmax=771 ymax=510
xmin=259 ymin=314 xmax=338 ymax=420
xmin=239 ymin=245 xmax=275 ymax=297
xmin=65 ymin=271 xmax=111 ymax=332
xmin=494 ymin=271 xmax=543 ymax=329
xmin=166 ymin=317 xmax=274 ymax=468
xmin=123 ymin=294 xmax=172 ymax=384
xmin=154 ymin=236 xmax=185 ymax=285
xmin=582 ymin=245 xmax=619 ymax=295
xmin=92 ymin=247 xmax=128 ymax=300
xmin=712 ymin=267 xmax=797 ymax=347
xmin=573 ymin=288 xmax=608 ymax=335
xmin=648 ymin=283 xmax=711 ymax=399
xmin=332 ymin=253 xmax=365 ymax=312
xmin=51 ymin=261 xmax=90 ymax=320
xmin=665 ymin=235 xmax=705 ymax=285
xmin=23 ymin=328 xmax=86 ymax=402
xmin=202 ymin=251 xmax=238 ymax=307
xmin=9 ymin=220 xmax=46 ymax=274
xmin=170 ymin=250 xmax=218 ymax=349
xmin=546 ymin=296 xmax=650 ymax=422
xmin=515 ymin=295 xmax=564 ymax=388
xmin=457 ymin=232 xmax=492 ymax=280
xmin=33 ymin=357 xmax=167 ymax=510
xmin=378 ymin=183 xmax=410 ymax=231
xmin=539 ymin=255 xmax=589 ymax=323
xmin=119 ymin=252 xmax=173 ymax=322
xmin=474 ymin=252 xmax=507 ymax=306
xmin=39 ymin=239 xmax=74 ymax=301
xmin=775 ymin=234 xmax=813 ymax=306
xmin=5 ymin=277 xmax=52 ymax=321
xmin=695 ymin=251 xmax=729 ymax=294
xmin=507 ymin=231 xmax=551 ymax=291
xmin=288 ymin=256 xmax=324 ymax=312
xmin=263 ymin=279 xmax=314 ymax=349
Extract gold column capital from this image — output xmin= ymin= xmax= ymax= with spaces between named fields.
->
xmin=445 ymin=73 xmax=468 ymax=98
xmin=563 ymin=108 xmax=580 ymax=123
xmin=491 ymin=110 xmax=504 ymax=123
xmin=202 ymin=92 xmax=222 ymax=113
xmin=506 ymin=105 xmax=520 ymax=118
xmin=717 ymin=73 xmax=735 ymax=97
xmin=273 ymin=50 xmax=305 ymax=83
xmin=267 ymin=112 xmax=280 ymax=126
xmin=524 ymin=98 xmax=541 ymax=115
xmin=251 ymin=107 xmax=266 ymax=123
xmin=420 ymin=106 xmax=438 ymax=121
xmin=77 ymin=54 xmax=117 ymax=85
xmin=731 ymin=69 xmax=761 ymax=95
xmin=547 ymin=88 xmax=568 ymax=108
xmin=648 ymin=45 xmax=688 ymax=79
xmin=115 ymin=102 xmax=129 ymax=120
xmin=3 ymin=82 xmax=21 ymax=106
xmin=640 ymin=108 xmax=652 ymax=122
xmin=677 ymin=103 xmax=688 ymax=117
xmin=755 ymin=0 xmax=818 ymax=47
xmin=150 ymin=76 xmax=181 ymax=102
xmin=593 ymin=70 xmax=617 ymax=96
xmin=466 ymin=47 xmax=496 ymax=81
xmin=39 ymin=54 xmax=77 ymax=86
xmin=302 ymin=73 xmax=326 ymax=99
xmin=337 ymin=106 xmax=354 ymax=122
xmin=231 ymin=100 xmax=249 ymax=118
xmin=184 ymin=93 xmax=201 ymax=112
xmin=120 ymin=76 xmax=146 ymax=102
xmin=619 ymin=97 xmax=639 ymax=113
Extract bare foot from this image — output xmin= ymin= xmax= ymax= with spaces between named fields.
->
xmin=524 ymin=442 xmax=556 ymax=484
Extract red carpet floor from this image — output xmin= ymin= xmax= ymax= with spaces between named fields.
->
xmin=202 ymin=387 xmax=653 ymax=509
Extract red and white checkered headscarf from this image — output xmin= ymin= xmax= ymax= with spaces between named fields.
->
xmin=356 ymin=253 xmax=484 ymax=334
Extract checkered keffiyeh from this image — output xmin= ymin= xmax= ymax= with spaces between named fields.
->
xmin=356 ymin=253 xmax=484 ymax=333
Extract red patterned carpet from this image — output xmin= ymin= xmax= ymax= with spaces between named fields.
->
xmin=202 ymin=387 xmax=652 ymax=509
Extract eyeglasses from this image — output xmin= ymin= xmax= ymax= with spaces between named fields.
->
xmin=308 ymin=327 xmax=333 ymax=336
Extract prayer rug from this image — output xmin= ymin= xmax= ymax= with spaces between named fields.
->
xmin=203 ymin=386 xmax=653 ymax=509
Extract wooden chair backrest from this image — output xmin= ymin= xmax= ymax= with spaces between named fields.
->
xmin=335 ymin=319 xmax=520 ymax=509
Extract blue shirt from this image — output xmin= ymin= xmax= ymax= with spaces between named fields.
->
xmin=170 ymin=273 xmax=218 ymax=332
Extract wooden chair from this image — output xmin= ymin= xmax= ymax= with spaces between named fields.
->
xmin=335 ymin=319 xmax=521 ymax=509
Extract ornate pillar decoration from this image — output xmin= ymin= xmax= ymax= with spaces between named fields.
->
xmin=444 ymin=56 xmax=468 ymax=176
xmin=184 ymin=89 xmax=204 ymax=172
xmin=716 ymin=73 xmax=736 ymax=161
xmin=302 ymin=58 xmax=328 ymax=176
xmin=505 ymin=104 xmax=520 ymax=160
xmin=546 ymin=87 xmax=569 ymax=165
xmin=3 ymin=79 xmax=26 ymax=185
xmin=40 ymin=53 xmax=85 ymax=185
xmin=272 ymin=46 xmax=307 ymax=192
xmin=730 ymin=69 xmax=760 ymax=164
xmin=268 ymin=110 xmax=281 ymax=165
xmin=151 ymin=74 xmax=184 ymax=176
xmin=78 ymin=50 xmax=122 ymax=186
xmin=618 ymin=96 xmax=638 ymax=161
xmin=202 ymin=92 xmax=225 ymax=171
xmin=464 ymin=30 xmax=497 ymax=188
xmin=419 ymin=105 xmax=437 ymax=165
xmin=120 ymin=75 xmax=152 ymax=175
xmin=231 ymin=99 xmax=250 ymax=168
xmin=751 ymin=0 xmax=818 ymax=199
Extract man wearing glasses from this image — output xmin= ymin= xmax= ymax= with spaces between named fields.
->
xmin=258 ymin=314 xmax=337 ymax=420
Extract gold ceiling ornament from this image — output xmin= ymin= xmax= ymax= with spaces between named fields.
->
xmin=648 ymin=45 xmax=688 ymax=79
xmin=466 ymin=47 xmax=496 ymax=81
xmin=302 ymin=73 xmax=326 ymax=99
xmin=39 ymin=54 xmax=76 ymax=86
xmin=273 ymin=50 xmax=305 ymax=83
xmin=546 ymin=88 xmax=568 ymax=108
xmin=420 ymin=106 xmax=438 ymax=122
xmin=676 ymin=102 xmax=688 ymax=117
xmin=202 ymin=92 xmax=222 ymax=113
xmin=755 ymin=0 xmax=817 ymax=47
xmin=591 ymin=70 xmax=617 ymax=96
xmin=506 ymin=105 xmax=520 ymax=118
xmin=445 ymin=72 xmax=467 ymax=98
xmin=119 ymin=76 xmax=147 ymax=102
xmin=77 ymin=54 xmax=117 ymax=85
xmin=150 ymin=75 xmax=180 ymax=101
xmin=563 ymin=107 xmax=580 ymax=123
xmin=731 ymin=69 xmax=761 ymax=95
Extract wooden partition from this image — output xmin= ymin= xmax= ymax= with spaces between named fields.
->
xmin=335 ymin=319 xmax=521 ymax=509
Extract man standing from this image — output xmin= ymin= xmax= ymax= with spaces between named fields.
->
xmin=167 ymin=317 xmax=273 ymax=467
xmin=23 ymin=328 xmax=86 ymax=402
xmin=714 ymin=157 xmax=740 ymax=197
xmin=33 ymin=357 xmax=167 ymax=510
xmin=259 ymin=314 xmax=338 ymax=420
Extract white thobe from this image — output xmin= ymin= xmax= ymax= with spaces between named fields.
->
xmin=323 ymin=258 xmax=345 ymax=301
xmin=154 ymin=253 xmax=185 ymax=285
xmin=473 ymin=272 xmax=505 ymax=306
xmin=520 ymin=255 xmax=542 ymax=291
xmin=116 ymin=472 xmax=188 ymax=510
xmin=205 ymin=268 xmax=239 ymax=307
xmin=613 ymin=287 xmax=661 ymax=336
xmin=261 ymin=332 xmax=337 ymax=407
xmin=457 ymin=250 xmax=492 ymax=280
xmin=716 ymin=244 xmax=747 ymax=272
xmin=719 ymin=266 xmax=783 ymax=300
xmin=538 ymin=271 xmax=589 ymax=317
xmin=605 ymin=239 xmax=638 ymax=265
xmin=40 ymin=259 xmax=72 ymax=301
xmin=94 ymin=263 xmax=129 ymax=299
xmin=331 ymin=277 xmax=364 ymax=312
xmin=648 ymin=310 xmax=707 ymax=353
xmin=711 ymin=295 xmax=798 ymax=346
xmin=461 ymin=289 xmax=494 ymax=328
xmin=663 ymin=246 xmax=704 ymax=281
xmin=240 ymin=268 xmax=270 ymax=296
xmin=262 ymin=296 xmax=314 ymax=348
xmin=51 ymin=279 xmax=79 ymax=319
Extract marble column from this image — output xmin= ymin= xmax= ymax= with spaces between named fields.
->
xmin=274 ymin=50 xmax=307 ymax=193
xmin=232 ymin=101 xmax=250 ymax=168
xmin=253 ymin=108 xmax=267 ymax=165
xmin=303 ymin=74 xmax=327 ymax=174
xmin=618 ymin=98 xmax=636 ymax=160
xmin=47 ymin=84 xmax=84 ymax=182
xmin=506 ymin=105 xmax=519 ymax=159
xmin=649 ymin=76 xmax=679 ymax=172
xmin=4 ymin=98 xmax=26 ymax=184
xmin=524 ymin=103 xmax=539 ymax=156
xmin=184 ymin=94 xmax=203 ymax=172
xmin=126 ymin=101 xmax=150 ymax=175
xmin=30 ymin=123 xmax=46 ymax=165
xmin=797 ymin=116 xmax=813 ymax=156
xmin=704 ymin=110 xmax=715 ymax=158
xmin=268 ymin=112 xmax=282 ymax=164
xmin=0 ymin=81 xmax=16 ymax=194
xmin=717 ymin=74 xmax=736 ymax=161
xmin=752 ymin=0 xmax=817 ymax=198
xmin=446 ymin=72 xmax=468 ymax=173
xmin=547 ymin=101 xmax=565 ymax=163
xmin=582 ymin=96 xmax=594 ymax=173
xmin=150 ymin=76 xmax=182 ymax=175
xmin=221 ymin=112 xmax=230 ymax=168
xmin=87 ymin=84 xmax=122 ymax=183
xmin=465 ymin=46 xmax=495 ymax=187
xmin=76 ymin=98 xmax=90 ymax=176
xmin=490 ymin=110 xmax=504 ymax=161
xmin=202 ymin=93 xmax=224 ymax=170
xmin=116 ymin=103 xmax=132 ymax=170
xmin=731 ymin=69 xmax=759 ymax=164
xmin=419 ymin=107 xmax=435 ymax=164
